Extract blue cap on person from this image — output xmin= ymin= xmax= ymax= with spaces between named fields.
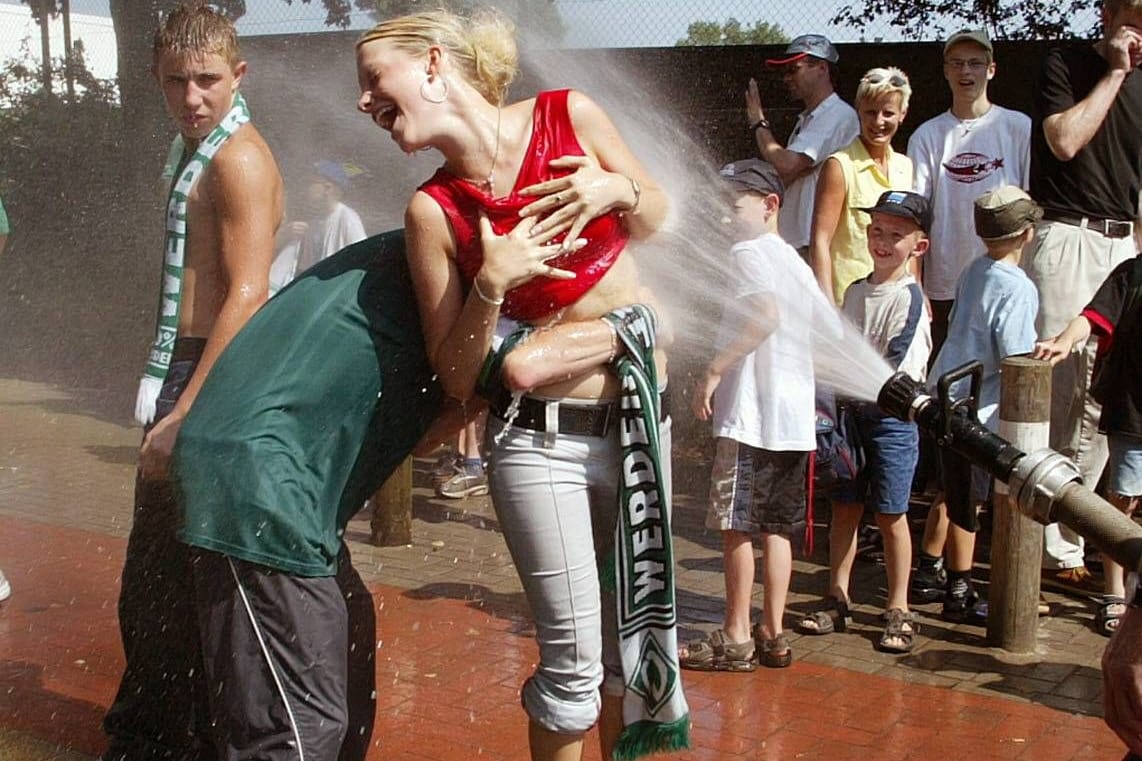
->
xmin=314 ymin=159 xmax=350 ymax=191
xmin=857 ymin=190 xmax=933 ymax=234
xmin=719 ymin=159 xmax=784 ymax=200
xmin=766 ymin=34 xmax=840 ymax=66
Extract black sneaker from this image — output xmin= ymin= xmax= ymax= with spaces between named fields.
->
xmin=942 ymin=589 xmax=988 ymax=625
xmin=910 ymin=561 xmax=947 ymax=603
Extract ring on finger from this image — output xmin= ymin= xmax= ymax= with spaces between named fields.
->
xmin=553 ymin=193 xmax=563 ymax=203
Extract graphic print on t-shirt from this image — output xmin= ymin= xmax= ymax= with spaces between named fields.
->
xmin=942 ymin=152 xmax=1005 ymax=184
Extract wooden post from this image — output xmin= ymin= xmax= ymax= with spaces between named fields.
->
xmin=370 ymin=456 xmax=412 ymax=546
xmin=987 ymin=356 xmax=1051 ymax=652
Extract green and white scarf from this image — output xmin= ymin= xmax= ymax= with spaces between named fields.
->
xmin=602 ymin=304 xmax=690 ymax=760
xmin=134 ymin=92 xmax=251 ymax=425
xmin=477 ymin=305 xmax=690 ymax=758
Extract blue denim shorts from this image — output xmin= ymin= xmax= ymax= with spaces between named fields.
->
xmin=1107 ymin=434 xmax=1142 ymax=498
xmin=832 ymin=409 xmax=918 ymax=515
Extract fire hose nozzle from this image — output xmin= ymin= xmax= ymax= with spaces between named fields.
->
xmin=1007 ymin=448 xmax=1083 ymax=525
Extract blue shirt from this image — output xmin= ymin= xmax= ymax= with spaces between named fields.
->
xmin=929 ymin=256 xmax=1039 ymax=430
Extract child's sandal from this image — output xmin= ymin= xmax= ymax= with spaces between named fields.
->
xmin=797 ymin=597 xmax=851 ymax=636
xmin=1097 ymin=595 xmax=1127 ymax=637
xmin=877 ymin=608 xmax=918 ymax=654
xmin=758 ymin=633 xmax=793 ymax=668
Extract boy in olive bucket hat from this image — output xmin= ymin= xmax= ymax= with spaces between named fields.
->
xmin=926 ymin=185 xmax=1043 ymax=627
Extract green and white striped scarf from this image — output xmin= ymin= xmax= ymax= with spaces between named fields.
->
xmin=477 ymin=305 xmax=690 ymax=758
xmin=603 ymin=304 xmax=690 ymax=760
xmin=134 ymin=92 xmax=251 ymax=425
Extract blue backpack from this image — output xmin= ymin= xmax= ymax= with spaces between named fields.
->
xmin=814 ymin=389 xmax=864 ymax=490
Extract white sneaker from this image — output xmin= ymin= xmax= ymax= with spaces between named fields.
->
xmin=0 ymin=570 xmax=10 ymax=602
xmin=437 ymin=470 xmax=489 ymax=499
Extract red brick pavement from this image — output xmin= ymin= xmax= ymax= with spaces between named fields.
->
xmin=0 ymin=514 xmax=1125 ymax=761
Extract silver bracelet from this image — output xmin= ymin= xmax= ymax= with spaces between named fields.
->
xmin=472 ymin=277 xmax=504 ymax=306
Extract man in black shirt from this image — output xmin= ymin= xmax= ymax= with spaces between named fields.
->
xmin=1025 ymin=0 xmax=1142 ymax=590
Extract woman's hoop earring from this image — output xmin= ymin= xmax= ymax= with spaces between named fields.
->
xmin=419 ymin=75 xmax=449 ymax=104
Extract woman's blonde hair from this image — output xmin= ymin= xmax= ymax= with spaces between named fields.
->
xmin=855 ymin=66 xmax=912 ymax=112
xmin=357 ymin=9 xmax=518 ymax=106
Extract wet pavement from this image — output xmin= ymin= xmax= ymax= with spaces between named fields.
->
xmin=0 ymin=377 xmax=1126 ymax=760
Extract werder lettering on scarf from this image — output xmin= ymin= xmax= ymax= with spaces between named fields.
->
xmin=134 ymin=92 xmax=251 ymax=425
xmin=604 ymin=304 xmax=690 ymax=761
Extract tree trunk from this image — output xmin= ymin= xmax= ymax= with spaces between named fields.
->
xmin=62 ymin=0 xmax=74 ymax=100
xmin=37 ymin=1 xmax=52 ymax=95
xmin=108 ymin=0 xmax=168 ymax=181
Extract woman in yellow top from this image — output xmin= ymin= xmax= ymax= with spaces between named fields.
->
xmin=809 ymin=67 xmax=914 ymax=305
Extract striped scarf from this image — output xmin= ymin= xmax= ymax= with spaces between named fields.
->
xmin=134 ymin=92 xmax=251 ymax=425
xmin=602 ymin=304 xmax=690 ymax=760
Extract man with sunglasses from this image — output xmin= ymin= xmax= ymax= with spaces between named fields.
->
xmin=1025 ymin=0 xmax=1142 ymax=598
xmin=746 ymin=34 xmax=858 ymax=260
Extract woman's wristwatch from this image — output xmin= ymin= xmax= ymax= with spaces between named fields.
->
xmin=750 ymin=118 xmax=772 ymax=133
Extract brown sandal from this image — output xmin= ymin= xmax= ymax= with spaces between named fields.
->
xmin=679 ymin=629 xmax=756 ymax=672
xmin=758 ymin=633 xmax=793 ymax=668
xmin=877 ymin=608 xmax=919 ymax=654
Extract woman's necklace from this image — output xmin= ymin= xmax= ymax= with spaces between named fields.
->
xmin=482 ymin=106 xmax=502 ymax=196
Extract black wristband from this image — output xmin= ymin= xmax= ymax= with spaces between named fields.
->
xmin=751 ymin=118 xmax=772 ymax=133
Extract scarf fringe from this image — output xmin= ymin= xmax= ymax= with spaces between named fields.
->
xmin=612 ymin=716 xmax=692 ymax=761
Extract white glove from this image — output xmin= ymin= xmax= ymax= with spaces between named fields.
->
xmin=134 ymin=375 xmax=162 ymax=426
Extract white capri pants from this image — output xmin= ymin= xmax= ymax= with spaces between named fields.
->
xmin=485 ymin=404 xmax=671 ymax=734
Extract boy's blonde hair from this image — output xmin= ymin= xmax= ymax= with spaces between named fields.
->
xmin=856 ymin=66 xmax=912 ymax=111
xmin=153 ymin=2 xmax=241 ymax=67
xmin=357 ymin=9 xmax=518 ymax=106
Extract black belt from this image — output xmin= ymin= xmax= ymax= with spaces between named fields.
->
xmin=493 ymin=389 xmax=671 ymax=437
xmin=1042 ymin=211 xmax=1133 ymax=239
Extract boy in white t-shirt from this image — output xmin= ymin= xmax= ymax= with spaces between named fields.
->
xmin=681 ymin=159 xmax=823 ymax=670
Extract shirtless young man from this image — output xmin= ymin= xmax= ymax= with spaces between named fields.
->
xmin=103 ymin=5 xmax=282 ymax=760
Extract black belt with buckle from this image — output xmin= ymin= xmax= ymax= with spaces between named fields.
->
xmin=1042 ymin=211 xmax=1134 ymax=239
xmin=493 ymin=389 xmax=671 ymax=437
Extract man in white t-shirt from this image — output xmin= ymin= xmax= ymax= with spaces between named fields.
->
xmin=908 ymin=29 xmax=1030 ymax=355
xmin=746 ymin=34 xmax=859 ymax=257
xmin=271 ymin=160 xmax=367 ymax=295
xmin=906 ymin=29 xmax=1031 ymax=604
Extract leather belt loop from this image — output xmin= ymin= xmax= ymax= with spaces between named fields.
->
xmin=543 ymin=400 xmax=559 ymax=449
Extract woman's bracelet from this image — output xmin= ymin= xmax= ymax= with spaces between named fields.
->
xmin=472 ymin=277 xmax=504 ymax=307
xmin=603 ymin=318 xmax=619 ymax=363
xmin=625 ymin=175 xmax=642 ymax=215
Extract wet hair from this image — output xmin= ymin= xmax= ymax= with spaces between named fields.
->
xmin=1105 ymin=0 xmax=1142 ymax=17
xmin=153 ymin=2 xmax=241 ymax=67
xmin=856 ymin=66 xmax=912 ymax=112
xmin=356 ymin=9 xmax=518 ymax=106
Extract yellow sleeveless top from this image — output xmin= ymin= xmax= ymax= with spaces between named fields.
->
xmin=828 ymin=138 xmax=913 ymax=304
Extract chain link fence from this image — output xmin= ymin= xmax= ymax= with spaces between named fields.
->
xmin=0 ymin=0 xmax=1104 ymax=91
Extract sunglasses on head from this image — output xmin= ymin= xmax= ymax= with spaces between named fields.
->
xmin=861 ymin=72 xmax=908 ymax=87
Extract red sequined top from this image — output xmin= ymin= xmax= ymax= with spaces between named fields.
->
xmin=417 ymin=89 xmax=629 ymax=321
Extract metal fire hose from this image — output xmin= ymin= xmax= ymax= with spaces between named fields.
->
xmin=877 ymin=366 xmax=1142 ymax=578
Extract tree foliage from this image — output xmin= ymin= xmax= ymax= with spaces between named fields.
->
xmin=831 ymin=0 xmax=1101 ymax=40
xmin=675 ymin=18 xmax=788 ymax=46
